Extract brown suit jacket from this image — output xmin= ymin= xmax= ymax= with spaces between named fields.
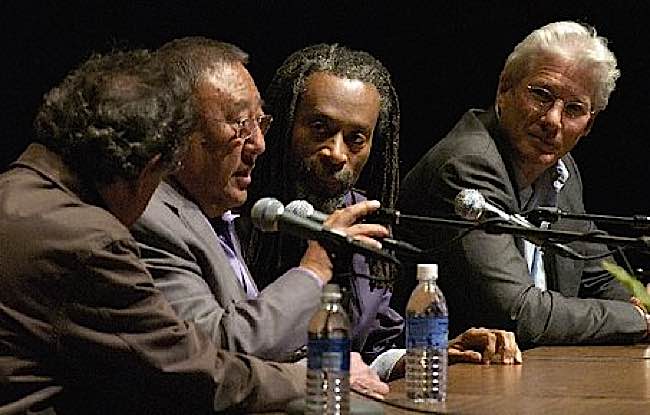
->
xmin=0 ymin=144 xmax=305 ymax=414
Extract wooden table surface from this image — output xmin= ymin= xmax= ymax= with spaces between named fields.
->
xmin=261 ymin=345 xmax=650 ymax=414
xmin=374 ymin=344 xmax=650 ymax=415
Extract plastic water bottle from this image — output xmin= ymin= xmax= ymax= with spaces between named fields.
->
xmin=405 ymin=263 xmax=448 ymax=403
xmin=305 ymin=284 xmax=350 ymax=415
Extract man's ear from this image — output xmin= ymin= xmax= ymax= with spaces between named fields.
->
xmin=497 ymin=71 xmax=514 ymax=96
xmin=496 ymin=71 xmax=513 ymax=111
xmin=582 ymin=112 xmax=598 ymax=137
xmin=141 ymin=153 xmax=164 ymax=175
xmin=135 ymin=153 xmax=165 ymax=193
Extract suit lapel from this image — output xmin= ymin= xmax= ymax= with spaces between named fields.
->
xmin=157 ymin=182 xmax=250 ymax=300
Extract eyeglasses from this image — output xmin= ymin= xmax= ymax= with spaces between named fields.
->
xmin=221 ymin=114 xmax=273 ymax=141
xmin=525 ymin=85 xmax=593 ymax=120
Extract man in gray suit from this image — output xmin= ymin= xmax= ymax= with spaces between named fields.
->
xmin=0 ymin=48 xmax=306 ymax=414
xmin=398 ymin=21 xmax=650 ymax=346
xmin=131 ymin=37 xmax=392 ymax=396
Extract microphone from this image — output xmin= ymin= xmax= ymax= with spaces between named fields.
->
xmin=454 ymin=189 xmax=582 ymax=259
xmin=455 ymin=189 xmax=531 ymax=227
xmin=285 ymin=199 xmax=424 ymax=259
xmin=286 ymin=199 xmax=398 ymax=225
xmin=285 ymin=199 xmax=328 ymax=222
xmin=251 ymin=197 xmax=400 ymax=264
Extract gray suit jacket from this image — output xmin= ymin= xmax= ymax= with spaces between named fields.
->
xmin=398 ymin=109 xmax=647 ymax=346
xmin=131 ymin=182 xmax=322 ymax=361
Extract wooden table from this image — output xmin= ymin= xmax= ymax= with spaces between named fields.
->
xmin=374 ymin=344 xmax=650 ymax=415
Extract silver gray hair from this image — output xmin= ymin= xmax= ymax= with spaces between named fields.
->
xmin=500 ymin=21 xmax=620 ymax=112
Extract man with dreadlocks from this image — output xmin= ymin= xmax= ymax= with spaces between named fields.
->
xmin=243 ymin=44 xmax=402 ymax=368
xmin=242 ymin=44 xmax=522 ymax=380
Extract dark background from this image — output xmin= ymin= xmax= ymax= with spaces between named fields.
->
xmin=2 ymin=1 xmax=649 ymax=267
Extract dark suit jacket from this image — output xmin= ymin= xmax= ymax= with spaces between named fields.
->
xmin=131 ymin=182 xmax=322 ymax=362
xmin=0 ymin=144 xmax=304 ymax=414
xmin=397 ymin=109 xmax=647 ymax=346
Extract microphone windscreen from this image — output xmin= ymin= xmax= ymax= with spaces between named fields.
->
xmin=285 ymin=200 xmax=315 ymax=218
xmin=286 ymin=200 xmax=330 ymax=223
xmin=454 ymin=189 xmax=484 ymax=220
xmin=250 ymin=197 xmax=284 ymax=232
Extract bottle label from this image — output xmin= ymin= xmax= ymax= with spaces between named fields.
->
xmin=307 ymin=338 xmax=350 ymax=371
xmin=406 ymin=316 xmax=448 ymax=348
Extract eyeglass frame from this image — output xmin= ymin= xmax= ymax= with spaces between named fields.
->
xmin=524 ymin=84 xmax=594 ymax=120
xmin=218 ymin=114 xmax=273 ymax=141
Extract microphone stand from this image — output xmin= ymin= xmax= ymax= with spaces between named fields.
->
xmin=527 ymin=207 xmax=650 ymax=230
xmin=374 ymin=211 xmax=650 ymax=252
xmin=482 ymin=222 xmax=650 ymax=251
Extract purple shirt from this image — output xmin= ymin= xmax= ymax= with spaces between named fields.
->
xmin=212 ymin=212 xmax=259 ymax=299
xmin=214 ymin=212 xmax=322 ymax=299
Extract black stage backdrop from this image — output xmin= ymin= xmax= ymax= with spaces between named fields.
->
xmin=2 ymin=1 xmax=649 ymax=268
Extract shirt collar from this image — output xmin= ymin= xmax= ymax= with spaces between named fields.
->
xmin=553 ymin=159 xmax=569 ymax=193
xmin=222 ymin=210 xmax=239 ymax=224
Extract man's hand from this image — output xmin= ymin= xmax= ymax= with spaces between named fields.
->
xmin=323 ymin=200 xmax=389 ymax=249
xmin=349 ymin=352 xmax=389 ymax=399
xmin=300 ymin=200 xmax=389 ymax=283
xmin=629 ymin=283 xmax=650 ymax=313
xmin=448 ymin=327 xmax=523 ymax=365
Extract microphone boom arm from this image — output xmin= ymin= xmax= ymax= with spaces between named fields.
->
xmin=528 ymin=207 xmax=650 ymax=229
xmin=383 ymin=213 xmax=650 ymax=252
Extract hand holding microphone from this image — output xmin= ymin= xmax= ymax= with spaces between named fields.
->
xmin=251 ymin=198 xmax=395 ymax=282
xmin=301 ymin=199 xmax=390 ymax=282
xmin=286 ymin=199 xmax=424 ymax=259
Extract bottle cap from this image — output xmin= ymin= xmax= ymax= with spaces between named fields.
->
xmin=322 ymin=283 xmax=342 ymax=301
xmin=416 ymin=263 xmax=438 ymax=281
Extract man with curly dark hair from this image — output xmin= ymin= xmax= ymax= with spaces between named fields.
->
xmin=0 ymin=49 xmax=306 ymax=414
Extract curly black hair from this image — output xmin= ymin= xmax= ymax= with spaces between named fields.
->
xmin=244 ymin=43 xmax=401 ymax=287
xmin=33 ymin=49 xmax=194 ymax=185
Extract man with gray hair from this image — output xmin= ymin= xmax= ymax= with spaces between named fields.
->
xmin=398 ymin=21 xmax=650 ymax=346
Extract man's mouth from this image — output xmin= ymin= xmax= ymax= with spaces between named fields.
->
xmin=233 ymin=170 xmax=252 ymax=187
xmin=529 ymin=133 xmax=557 ymax=153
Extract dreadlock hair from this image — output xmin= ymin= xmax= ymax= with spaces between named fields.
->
xmin=244 ymin=43 xmax=401 ymax=288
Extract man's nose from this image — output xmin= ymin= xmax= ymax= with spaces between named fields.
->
xmin=320 ymin=133 xmax=348 ymax=168
xmin=540 ymin=100 xmax=563 ymax=133
xmin=245 ymin=128 xmax=266 ymax=156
